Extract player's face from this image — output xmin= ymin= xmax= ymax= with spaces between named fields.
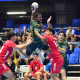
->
xmin=37 ymin=15 xmax=42 ymax=23
xmin=58 ymin=33 xmax=65 ymax=41
xmin=69 ymin=26 xmax=72 ymax=32
xmin=34 ymin=55 xmax=38 ymax=61
xmin=44 ymin=30 xmax=52 ymax=35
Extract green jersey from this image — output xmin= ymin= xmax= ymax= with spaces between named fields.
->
xmin=57 ymin=41 xmax=68 ymax=64
xmin=30 ymin=20 xmax=42 ymax=42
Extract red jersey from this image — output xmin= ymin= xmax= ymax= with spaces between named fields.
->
xmin=43 ymin=35 xmax=62 ymax=59
xmin=0 ymin=40 xmax=16 ymax=63
xmin=29 ymin=59 xmax=43 ymax=73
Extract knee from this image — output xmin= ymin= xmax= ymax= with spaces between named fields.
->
xmin=25 ymin=58 xmax=28 ymax=62
xmin=35 ymin=72 xmax=41 ymax=76
xmin=61 ymin=70 xmax=66 ymax=76
xmin=24 ymin=73 xmax=28 ymax=78
xmin=44 ymin=73 xmax=47 ymax=77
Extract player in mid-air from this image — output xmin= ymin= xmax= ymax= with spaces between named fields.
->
xmin=36 ymin=16 xmax=64 ymax=80
xmin=0 ymin=31 xmax=33 ymax=80
xmin=23 ymin=4 xmax=52 ymax=57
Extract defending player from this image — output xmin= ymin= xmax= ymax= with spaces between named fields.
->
xmin=0 ymin=31 xmax=33 ymax=80
xmin=36 ymin=17 xmax=64 ymax=80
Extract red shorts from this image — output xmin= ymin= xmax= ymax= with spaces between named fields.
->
xmin=51 ymin=57 xmax=64 ymax=73
xmin=0 ymin=62 xmax=10 ymax=78
xmin=31 ymin=71 xmax=45 ymax=78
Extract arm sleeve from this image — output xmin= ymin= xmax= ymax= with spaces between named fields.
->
xmin=34 ymin=26 xmax=41 ymax=32
xmin=10 ymin=42 xmax=17 ymax=48
xmin=48 ymin=53 xmax=54 ymax=59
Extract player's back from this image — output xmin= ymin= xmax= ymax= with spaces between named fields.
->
xmin=0 ymin=40 xmax=16 ymax=63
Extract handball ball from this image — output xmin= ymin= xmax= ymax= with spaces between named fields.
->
xmin=31 ymin=2 xmax=39 ymax=9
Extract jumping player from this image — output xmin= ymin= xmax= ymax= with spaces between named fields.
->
xmin=23 ymin=6 xmax=52 ymax=56
xmin=0 ymin=31 xmax=33 ymax=80
xmin=36 ymin=17 xmax=64 ymax=80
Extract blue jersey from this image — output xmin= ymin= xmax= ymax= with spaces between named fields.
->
xmin=46 ymin=63 xmax=52 ymax=73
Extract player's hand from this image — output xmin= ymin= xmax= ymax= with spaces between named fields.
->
xmin=27 ymin=36 xmax=33 ymax=45
xmin=47 ymin=16 xmax=52 ymax=23
xmin=31 ymin=5 xmax=36 ymax=13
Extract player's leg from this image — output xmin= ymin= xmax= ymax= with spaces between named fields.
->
xmin=51 ymin=73 xmax=60 ymax=80
xmin=44 ymin=73 xmax=50 ymax=80
xmin=25 ymin=58 xmax=29 ymax=65
xmin=24 ymin=73 xmax=32 ymax=80
xmin=3 ymin=70 xmax=15 ymax=80
xmin=17 ymin=57 xmax=22 ymax=70
xmin=51 ymin=58 xmax=64 ymax=80
xmin=35 ymin=72 xmax=42 ymax=80
xmin=61 ymin=68 xmax=67 ymax=80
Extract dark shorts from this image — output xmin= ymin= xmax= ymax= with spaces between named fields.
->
xmin=26 ymin=42 xmax=49 ymax=56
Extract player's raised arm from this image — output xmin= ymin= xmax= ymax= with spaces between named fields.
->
xmin=31 ymin=2 xmax=39 ymax=21
xmin=47 ymin=16 xmax=52 ymax=28
xmin=31 ymin=5 xmax=36 ymax=21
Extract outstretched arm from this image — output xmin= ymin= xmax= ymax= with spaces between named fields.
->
xmin=14 ymin=37 xmax=33 ymax=49
xmin=31 ymin=5 xmax=36 ymax=21
xmin=47 ymin=16 xmax=52 ymax=28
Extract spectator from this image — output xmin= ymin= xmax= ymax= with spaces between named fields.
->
xmin=11 ymin=27 xmax=15 ymax=32
xmin=44 ymin=59 xmax=53 ymax=80
xmin=74 ymin=25 xmax=80 ymax=41
xmin=1 ymin=57 xmax=15 ymax=80
xmin=57 ymin=31 xmax=68 ymax=80
xmin=24 ymin=53 xmax=44 ymax=80
xmin=69 ymin=36 xmax=79 ymax=52
xmin=16 ymin=28 xmax=23 ymax=37
xmin=2 ymin=31 xmax=8 ymax=42
xmin=66 ymin=26 xmax=74 ymax=41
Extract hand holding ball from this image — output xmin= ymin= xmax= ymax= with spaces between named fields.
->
xmin=31 ymin=2 xmax=39 ymax=9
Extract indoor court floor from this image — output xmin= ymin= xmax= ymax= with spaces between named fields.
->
xmin=6 ymin=77 xmax=80 ymax=80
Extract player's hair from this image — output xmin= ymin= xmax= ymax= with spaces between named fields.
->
xmin=34 ymin=12 xmax=41 ymax=18
xmin=46 ymin=27 xmax=55 ymax=35
xmin=11 ymin=27 xmax=14 ymax=29
xmin=34 ymin=53 xmax=38 ymax=56
xmin=58 ymin=31 xmax=66 ymax=37
xmin=7 ymin=31 xmax=16 ymax=40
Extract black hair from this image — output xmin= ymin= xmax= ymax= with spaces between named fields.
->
xmin=46 ymin=27 xmax=55 ymax=35
xmin=34 ymin=12 xmax=41 ymax=18
xmin=34 ymin=53 xmax=38 ymax=56
xmin=7 ymin=31 xmax=16 ymax=40
xmin=60 ymin=26 xmax=63 ymax=28
xmin=11 ymin=27 xmax=14 ymax=29
xmin=58 ymin=31 xmax=66 ymax=37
